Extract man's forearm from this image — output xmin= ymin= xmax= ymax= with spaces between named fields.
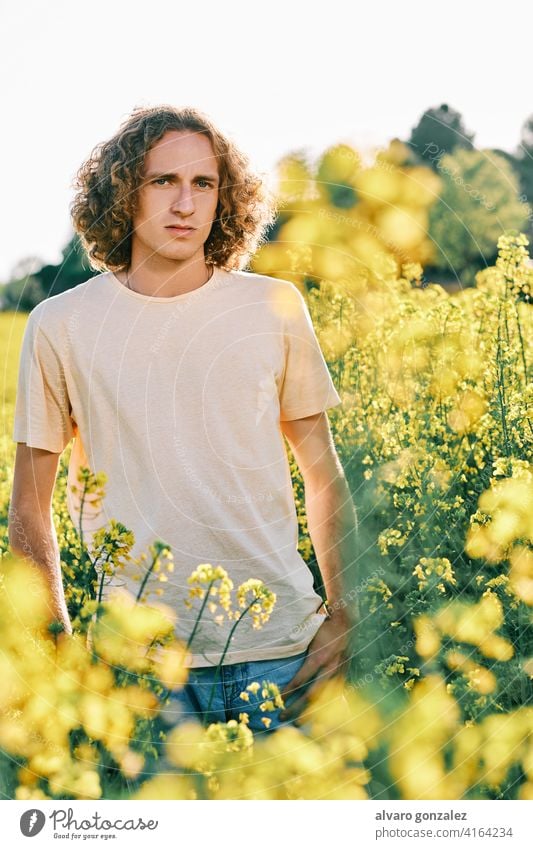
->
xmin=8 ymin=506 xmax=72 ymax=633
xmin=303 ymin=472 xmax=358 ymax=613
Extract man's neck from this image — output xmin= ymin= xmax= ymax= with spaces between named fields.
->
xmin=118 ymin=255 xmax=213 ymax=298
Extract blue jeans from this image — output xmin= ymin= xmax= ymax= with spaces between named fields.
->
xmin=161 ymin=647 xmax=310 ymax=735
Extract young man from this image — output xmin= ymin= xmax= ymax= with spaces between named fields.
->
xmin=8 ymin=105 xmax=357 ymax=734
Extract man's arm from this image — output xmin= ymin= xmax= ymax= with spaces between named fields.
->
xmin=8 ymin=443 xmax=72 ymax=635
xmin=281 ymin=410 xmax=358 ymax=610
xmin=278 ymin=410 xmax=357 ymax=717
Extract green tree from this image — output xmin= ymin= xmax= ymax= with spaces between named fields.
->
xmin=408 ymin=103 xmax=474 ymax=166
xmin=1 ymin=233 xmax=96 ymax=311
xmin=36 ymin=233 xmax=94 ymax=298
xmin=513 ymin=114 xmax=533 ymax=240
xmin=428 ymin=148 xmax=528 ymax=286
xmin=0 ymin=274 xmax=45 ymax=311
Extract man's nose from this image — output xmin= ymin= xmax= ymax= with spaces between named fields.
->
xmin=170 ymin=185 xmax=195 ymax=215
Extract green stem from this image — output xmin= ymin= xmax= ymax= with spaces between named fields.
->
xmin=135 ymin=551 xmax=159 ymax=603
xmin=513 ymin=299 xmax=528 ymax=387
xmin=338 ymin=299 xmax=345 ymax=387
xmin=97 ymin=551 xmax=113 ymax=603
xmin=78 ymin=482 xmax=87 ymax=549
xmin=186 ymin=579 xmax=216 ymax=651
xmin=205 ymin=596 xmax=263 ymax=715
xmin=495 ymin=300 xmax=511 ymax=457
xmin=73 ymin=476 xmax=97 ymax=603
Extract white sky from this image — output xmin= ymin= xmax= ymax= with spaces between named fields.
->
xmin=1 ymin=0 xmax=532 ymax=280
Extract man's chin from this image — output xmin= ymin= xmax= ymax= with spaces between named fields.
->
xmin=155 ymin=245 xmax=204 ymax=263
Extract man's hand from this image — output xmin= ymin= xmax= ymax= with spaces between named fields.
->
xmin=278 ymin=609 xmax=353 ymax=721
xmin=48 ymin=618 xmax=73 ymax=641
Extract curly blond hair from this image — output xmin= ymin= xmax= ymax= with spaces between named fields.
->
xmin=70 ymin=105 xmax=277 ymax=272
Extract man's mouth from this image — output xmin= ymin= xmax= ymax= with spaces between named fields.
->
xmin=166 ymin=225 xmax=195 ymax=236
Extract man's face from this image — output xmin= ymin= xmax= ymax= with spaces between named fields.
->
xmin=131 ymin=129 xmax=220 ymax=266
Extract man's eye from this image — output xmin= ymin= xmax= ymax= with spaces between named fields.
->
xmin=197 ymin=179 xmax=212 ymax=188
xmin=153 ymin=177 xmax=169 ymax=185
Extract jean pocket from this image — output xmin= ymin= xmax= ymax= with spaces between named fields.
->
xmin=274 ymin=651 xmax=310 ymax=703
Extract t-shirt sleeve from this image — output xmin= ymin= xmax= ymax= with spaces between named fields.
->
xmin=278 ymin=286 xmax=342 ymax=421
xmin=12 ymin=307 xmax=75 ymax=453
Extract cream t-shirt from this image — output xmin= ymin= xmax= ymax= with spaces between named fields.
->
xmin=12 ymin=266 xmax=342 ymax=667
